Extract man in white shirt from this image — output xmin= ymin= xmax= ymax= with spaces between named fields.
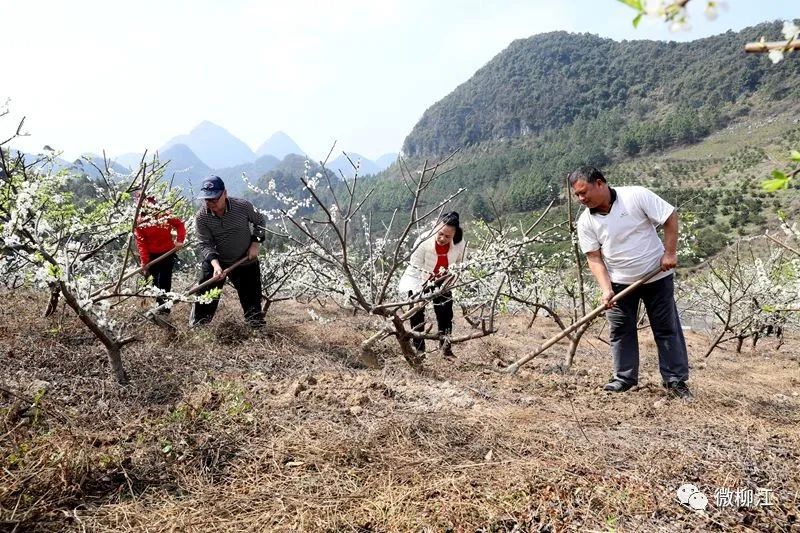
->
xmin=570 ymin=166 xmax=691 ymax=400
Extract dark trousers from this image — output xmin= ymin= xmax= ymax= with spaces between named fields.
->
xmin=189 ymin=259 xmax=265 ymax=327
xmin=148 ymin=252 xmax=174 ymax=308
xmin=409 ymin=291 xmax=454 ymax=352
xmin=606 ymin=274 xmax=689 ymax=385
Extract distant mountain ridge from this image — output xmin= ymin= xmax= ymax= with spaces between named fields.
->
xmin=212 ymin=154 xmax=281 ymax=196
xmin=375 ymin=153 xmax=398 ymax=170
xmin=13 ymin=122 xmax=397 ymax=198
xmin=114 ymin=152 xmax=147 ymax=170
xmin=12 ymin=149 xmax=132 ymax=180
xmin=156 ymin=143 xmax=211 ymax=195
xmin=161 ymin=121 xmax=256 ymax=169
xmin=255 ymin=131 xmax=305 ymax=160
xmin=327 ymin=153 xmax=381 ymax=178
xmin=115 ymin=123 xmax=397 ymax=191
xmin=154 ymin=122 xmax=396 ymax=176
xmin=159 ymin=123 xmax=308 ymax=169
xmin=145 ymin=144 xmax=282 ymax=197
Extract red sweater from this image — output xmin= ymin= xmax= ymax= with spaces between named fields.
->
xmin=134 ymin=214 xmax=186 ymax=265
xmin=433 ymin=242 xmax=450 ymax=277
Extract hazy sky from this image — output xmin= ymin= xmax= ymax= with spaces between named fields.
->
xmin=1 ymin=0 xmax=794 ymax=162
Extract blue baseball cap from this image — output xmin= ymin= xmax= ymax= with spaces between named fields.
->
xmin=197 ymin=176 xmax=226 ymax=200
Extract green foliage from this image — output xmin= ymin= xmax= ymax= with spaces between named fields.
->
xmin=761 ymin=149 xmax=800 ymax=191
xmin=469 ymin=194 xmax=494 ymax=222
xmin=617 ymin=0 xmax=643 ymax=10
xmin=199 ymin=287 xmax=223 ymax=302
xmin=763 ymin=170 xmax=790 ymax=192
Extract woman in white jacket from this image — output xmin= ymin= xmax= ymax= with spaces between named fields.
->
xmin=397 ymin=212 xmax=466 ymax=358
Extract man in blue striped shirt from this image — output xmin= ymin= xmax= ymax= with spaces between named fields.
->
xmin=190 ymin=176 xmax=267 ymax=328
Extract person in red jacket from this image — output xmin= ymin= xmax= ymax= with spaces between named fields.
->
xmin=134 ymin=196 xmax=186 ymax=312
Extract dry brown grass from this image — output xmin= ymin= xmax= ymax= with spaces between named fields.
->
xmin=1 ymin=291 xmax=799 ymax=532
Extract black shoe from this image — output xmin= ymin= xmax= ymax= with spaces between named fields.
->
xmin=603 ymin=380 xmax=634 ymax=393
xmin=440 ymin=338 xmax=454 ymax=359
xmin=246 ymin=313 xmax=266 ymax=329
xmin=664 ymin=380 xmax=693 ymax=400
xmin=438 ymin=330 xmax=455 ymax=359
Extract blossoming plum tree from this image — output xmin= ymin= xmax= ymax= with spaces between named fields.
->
xmin=0 ymin=107 xmax=195 ymax=382
xmin=684 ymin=238 xmax=800 ymax=357
xmin=248 ymin=147 xmax=559 ymax=369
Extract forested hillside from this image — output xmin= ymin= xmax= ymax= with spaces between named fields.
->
xmin=357 ymin=113 xmax=800 ymax=262
xmin=403 ymin=22 xmax=799 ymax=158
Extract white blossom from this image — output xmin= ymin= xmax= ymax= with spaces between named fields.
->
xmin=782 ymin=21 xmax=799 ymax=41
xmin=644 ymin=0 xmax=664 ymax=17
xmin=768 ymin=49 xmax=785 ymax=64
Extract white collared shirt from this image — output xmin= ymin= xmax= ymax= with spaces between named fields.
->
xmin=577 ymin=186 xmax=674 ymax=285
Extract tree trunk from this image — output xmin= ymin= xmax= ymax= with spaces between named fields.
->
xmin=562 ymin=323 xmax=591 ymax=371
xmin=59 ymin=281 xmax=128 ymax=383
xmin=43 ymin=282 xmax=60 ymax=317
xmin=735 ymin=336 xmax=745 ymax=354
xmin=703 ymin=328 xmax=727 ymax=358
xmin=359 ymin=328 xmax=388 ymax=369
xmin=526 ymin=306 xmax=540 ymax=328
xmin=391 ymin=314 xmax=424 ymax=371
xmin=104 ymin=345 xmax=128 ymax=384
